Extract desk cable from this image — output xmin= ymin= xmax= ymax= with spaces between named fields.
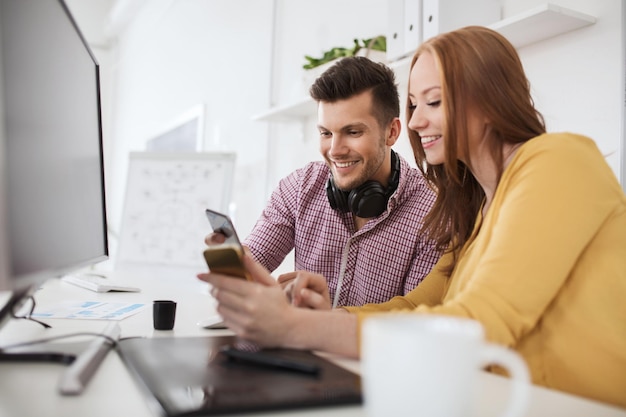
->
xmin=57 ymin=322 xmax=121 ymax=395
xmin=0 ymin=323 xmax=121 ymax=395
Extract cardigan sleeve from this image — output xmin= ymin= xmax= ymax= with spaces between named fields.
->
xmin=345 ymin=134 xmax=625 ymax=348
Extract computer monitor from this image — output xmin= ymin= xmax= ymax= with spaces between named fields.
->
xmin=0 ymin=0 xmax=108 ymax=331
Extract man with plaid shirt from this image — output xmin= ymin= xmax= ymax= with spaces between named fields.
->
xmin=208 ymin=57 xmax=439 ymax=307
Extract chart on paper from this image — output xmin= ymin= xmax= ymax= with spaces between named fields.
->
xmin=32 ymin=301 xmax=147 ymax=320
xmin=117 ymin=152 xmax=236 ymax=268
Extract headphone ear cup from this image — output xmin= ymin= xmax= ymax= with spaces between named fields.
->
xmin=388 ymin=151 xmax=401 ymax=193
xmin=326 ymin=178 xmax=349 ymax=212
xmin=327 ymin=150 xmax=400 ymax=217
xmin=348 ymin=181 xmax=387 ymax=218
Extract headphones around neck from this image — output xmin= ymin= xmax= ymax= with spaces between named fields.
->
xmin=326 ymin=150 xmax=400 ymax=218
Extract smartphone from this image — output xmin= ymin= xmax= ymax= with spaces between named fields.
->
xmin=203 ymin=209 xmax=251 ymax=281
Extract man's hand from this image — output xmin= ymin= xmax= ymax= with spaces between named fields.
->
xmin=277 ymin=271 xmax=297 ymax=289
xmin=204 ymin=231 xmax=251 ymax=256
xmin=204 ymin=232 xmax=226 ymax=246
xmin=283 ymin=272 xmax=332 ymax=310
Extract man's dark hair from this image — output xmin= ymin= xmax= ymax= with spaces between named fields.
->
xmin=309 ymin=56 xmax=400 ymax=128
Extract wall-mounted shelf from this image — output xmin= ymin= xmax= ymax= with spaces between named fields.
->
xmin=490 ymin=3 xmax=596 ymax=49
xmin=253 ymin=3 xmax=596 ymax=123
xmin=251 ymin=96 xmax=317 ymax=122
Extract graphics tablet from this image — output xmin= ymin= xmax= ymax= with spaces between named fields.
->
xmin=117 ymin=335 xmax=362 ymax=416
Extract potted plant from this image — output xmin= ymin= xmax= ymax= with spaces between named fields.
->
xmin=302 ymin=36 xmax=387 ymax=88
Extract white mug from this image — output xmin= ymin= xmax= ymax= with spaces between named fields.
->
xmin=361 ymin=315 xmax=529 ymax=417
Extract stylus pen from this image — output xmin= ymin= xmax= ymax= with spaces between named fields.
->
xmin=221 ymin=347 xmax=321 ymax=375
xmin=0 ymin=351 xmax=75 ymax=364
xmin=57 ymin=322 xmax=121 ymax=395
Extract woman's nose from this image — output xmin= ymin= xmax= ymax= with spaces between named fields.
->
xmin=408 ymin=108 xmax=426 ymax=132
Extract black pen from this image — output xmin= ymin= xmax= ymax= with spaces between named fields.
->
xmin=0 ymin=351 xmax=75 ymax=364
xmin=220 ymin=346 xmax=321 ymax=375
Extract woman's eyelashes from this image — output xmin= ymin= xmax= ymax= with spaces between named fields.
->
xmin=408 ymin=98 xmax=440 ymax=111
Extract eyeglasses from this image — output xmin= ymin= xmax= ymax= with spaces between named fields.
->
xmin=11 ymin=296 xmax=51 ymax=329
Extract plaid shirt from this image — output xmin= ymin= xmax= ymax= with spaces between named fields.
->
xmin=244 ymin=153 xmax=440 ymax=307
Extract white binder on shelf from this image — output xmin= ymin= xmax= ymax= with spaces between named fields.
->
xmin=404 ymin=0 xmax=422 ymax=56
xmin=422 ymin=0 xmax=501 ymax=42
xmin=386 ymin=0 xmax=406 ymax=62
xmin=387 ymin=0 xmax=423 ymax=62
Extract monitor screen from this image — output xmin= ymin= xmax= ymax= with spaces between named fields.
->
xmin=0 ymin=0 xmax=108 ymax=325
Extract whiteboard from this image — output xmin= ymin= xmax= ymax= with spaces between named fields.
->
xmin=116 ymin=152 xmax=236 ymax=268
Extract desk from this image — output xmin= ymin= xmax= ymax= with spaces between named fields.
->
xmin=1 ymin=267 xmax=625 ymax=417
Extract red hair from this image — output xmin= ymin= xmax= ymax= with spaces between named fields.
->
xmin=408 ymin=26 xmax=546 ymax=274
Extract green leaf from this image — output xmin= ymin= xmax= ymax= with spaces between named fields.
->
xmin=302 ymin=35 xmax=387 ymax=70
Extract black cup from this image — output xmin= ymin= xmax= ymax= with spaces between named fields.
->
xmin=153 ymin=300 xmax=177 ymax=330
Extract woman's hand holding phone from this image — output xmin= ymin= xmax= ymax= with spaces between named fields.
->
xmin=203 ymin=209 xmax=251 ymax=281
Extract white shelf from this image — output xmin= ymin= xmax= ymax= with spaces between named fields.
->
xmin=254 ymin=3 xmax=596 ymax=123
xmin=490 ymin=3 xmax=596 ymax=49
xmin=251 ymin=96 xmax=317 ymax=122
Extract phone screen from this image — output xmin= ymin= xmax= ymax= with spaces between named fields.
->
xmin=204 ymin=209 xmax=249 ymax=280
xmin=205 ymin=209 xmax=241 ymax=246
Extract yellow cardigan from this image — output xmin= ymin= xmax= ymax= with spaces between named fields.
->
xmin=346 ymin=133 xmax=626 ymax=408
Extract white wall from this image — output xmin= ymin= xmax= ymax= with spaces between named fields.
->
xmin=69 ymin=0 xmax=275 ymax=247
xmin=265 ymin=0 xmax=390 ymax=193
xmin=266 ymin=0 xmax=624 ymax=199
xmin=65 ymin=0 xmax=623 ymax=269
xmin=511 ymin=0 xmax=622 ymax=179
xmin=68 ymin=0 xmax=391 ymax=265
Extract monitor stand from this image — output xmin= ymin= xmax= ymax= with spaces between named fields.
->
xmin=0 ymin=285 xmax=34 ymax=333
xmin=0 ymin=285 xmax=75 ymax=364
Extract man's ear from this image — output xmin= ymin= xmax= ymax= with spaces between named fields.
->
xmin=386 ymin=117 xmax=402 ymax=146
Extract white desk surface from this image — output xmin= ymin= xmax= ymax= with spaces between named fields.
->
xmin=1 ymin=266 xmax=625 ymax=417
